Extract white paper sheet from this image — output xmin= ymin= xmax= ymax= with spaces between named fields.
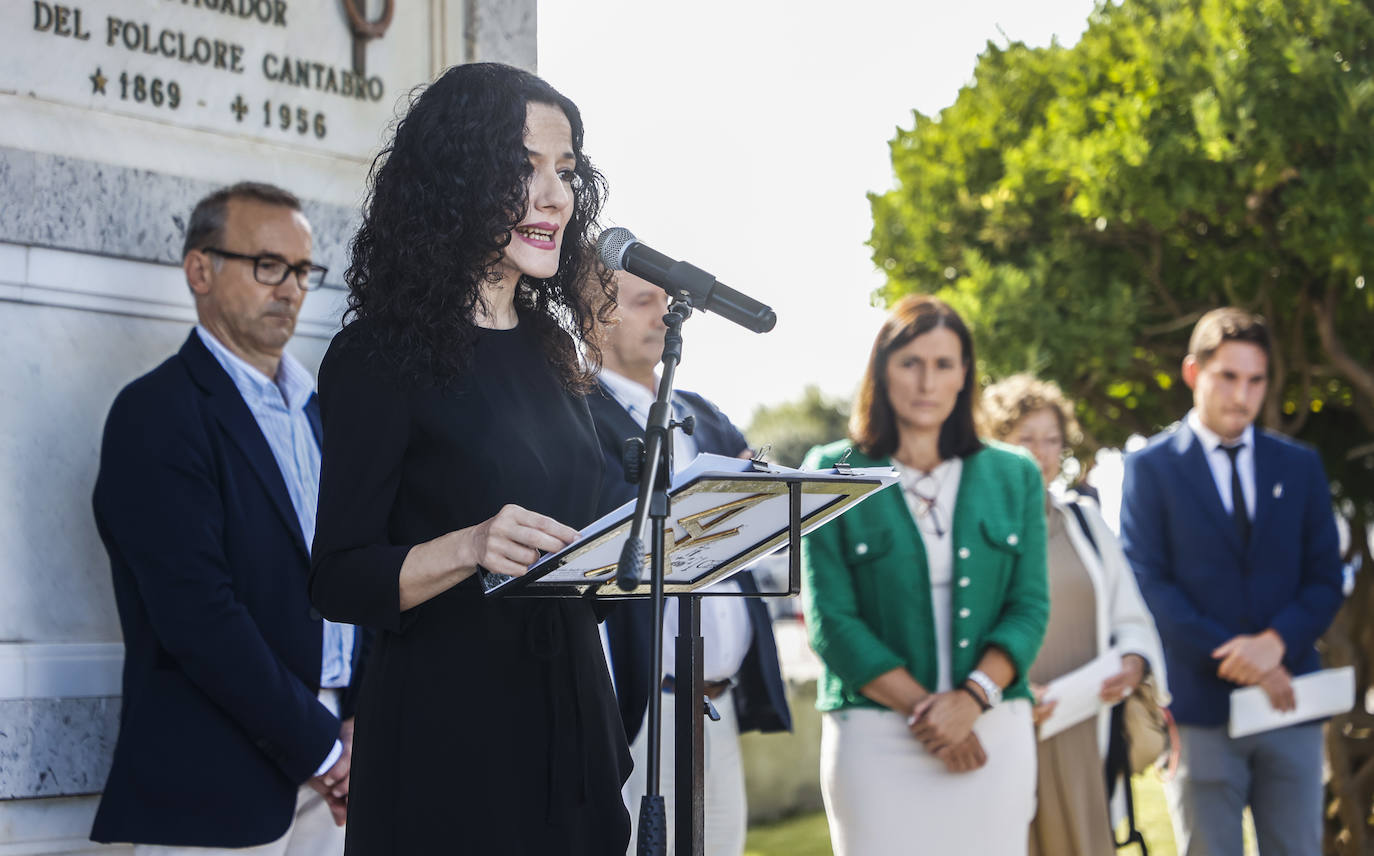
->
xmin=1228 ymin=666 xmax=1355 ymax=738
xmin=1038 ymin=649 xmax=1124 ymax=741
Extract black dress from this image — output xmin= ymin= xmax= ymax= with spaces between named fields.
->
xmin=311 ymin=319 xmax=631 ymax=855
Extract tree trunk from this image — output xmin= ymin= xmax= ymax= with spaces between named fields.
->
xmin=1313 ymin=283 xmax=1374 ymax=406
xmin=1323 ymin=506 xmax=1374 ymax=855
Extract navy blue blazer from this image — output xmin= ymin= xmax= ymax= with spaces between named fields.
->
xmin=588 ymin=380 xmax=791 ymax=741
xmin=91 ymin=331 xmax=362 ymax=847
xmin=1120 ymin=420 xmax=1343 ymax=727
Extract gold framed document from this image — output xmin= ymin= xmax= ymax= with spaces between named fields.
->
xmin=482 ymin=453 xmax=897 ymax=598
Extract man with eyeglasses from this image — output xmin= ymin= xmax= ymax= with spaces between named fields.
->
xmin=90 ymin=182 xmax=361 ymax=855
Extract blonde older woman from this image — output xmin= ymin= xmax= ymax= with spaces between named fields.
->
xmin=981 ymin=374 xmax=1168 ymax=856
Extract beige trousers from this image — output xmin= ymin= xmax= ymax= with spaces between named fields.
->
xmin=132 ymin=784 xmax=346 ymax=856
xmin=623 ymin=690 xmax=747 ymax=856
xmin=1028 ymin=714 xmax=1114 ymax=856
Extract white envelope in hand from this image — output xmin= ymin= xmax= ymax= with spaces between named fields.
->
xmin=1228 ymin=666 xmax=1355 ymax=739
xmin=1038 ymin=649 xmax=1124 ymax=741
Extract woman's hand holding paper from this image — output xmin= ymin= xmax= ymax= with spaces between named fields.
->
xmin=1099 ymin=653 xmax=1146 ymax=704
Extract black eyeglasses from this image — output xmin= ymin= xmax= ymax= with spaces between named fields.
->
xmin=201 ymin=247 xmax=328 ymax=291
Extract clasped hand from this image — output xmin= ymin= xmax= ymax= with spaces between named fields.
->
xmin=909 ymin=690 xmax=986 ymax=773
xmin=1213 ymin=630 xmax=1285 ymax=686
xmin=1213 ymin=633 xmax=1295 ymax=711
xmin=1213 ymin=630 xmax=1295 ymax=710
xmin=308 ymin=717 xmax=354 ymax=827
xmin=1257 ymin=665 xmax=1296 ymax=712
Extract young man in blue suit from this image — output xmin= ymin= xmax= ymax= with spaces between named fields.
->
xmin=91 ymin=183 xmax=362 ymax=854
xmin=588 ymin=270 xmax=791 ymax=855
xmin=1121 ymin=308 xmax=1343 ymax=856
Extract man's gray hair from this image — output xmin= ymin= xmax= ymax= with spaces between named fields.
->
xmin=182 ymin=182 xmax=302 ymax=259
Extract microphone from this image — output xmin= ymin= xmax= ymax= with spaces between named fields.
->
xmin=596 ymin=227 xmax=777 ymax=333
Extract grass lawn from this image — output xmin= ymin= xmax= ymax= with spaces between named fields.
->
xmin=744 ymin=810 xmax=833 ymax=856
xmin=745 ymin=772 xmax=1257 ymax=856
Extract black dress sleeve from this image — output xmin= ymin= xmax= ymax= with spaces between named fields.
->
xmin=310 ymin=329 xmax=415 ymax=632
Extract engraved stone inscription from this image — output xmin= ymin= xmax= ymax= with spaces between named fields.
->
xmin=2 ymin=0 xmax=428 ymax=159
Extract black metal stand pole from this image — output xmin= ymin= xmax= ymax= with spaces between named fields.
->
xmin=635 ymin=505 xmax=668 ymax=855
xmin=620 ymin=300 xmax=694 ymax=856
xmin=674 ymin=593 xmax=705 ymax=856
xmin=618 ymin=298 xmax=788 ymax=856
xmin=670 ymin=474 xmax=804 ymax=855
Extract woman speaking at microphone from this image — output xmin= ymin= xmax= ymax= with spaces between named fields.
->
xmin=309 ymin=63 xmax=627 ymax=855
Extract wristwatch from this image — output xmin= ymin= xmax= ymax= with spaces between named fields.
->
xmin=966 ymin=669 xmax=1002 ymax=707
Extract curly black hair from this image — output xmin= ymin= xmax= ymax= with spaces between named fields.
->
xmin=344 ymin=62 xmax=613 ymax=389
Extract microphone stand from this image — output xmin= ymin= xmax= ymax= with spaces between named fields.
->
xmin=616 ymin=298 xmax=701 ymax=856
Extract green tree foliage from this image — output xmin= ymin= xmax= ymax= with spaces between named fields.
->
xmin=746 ymin=385 xmax=851 ymax=468
xmin=870 ymin=0 xmax=1374 ymax=532
xmin=870 ymin=4 xmax=1374 ymax=848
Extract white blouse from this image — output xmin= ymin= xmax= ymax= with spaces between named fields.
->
xmin=895 ymin=457 xmax=963 ymax=692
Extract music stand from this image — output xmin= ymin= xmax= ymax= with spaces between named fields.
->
xmin=487 ymin=293 xmax=895 ymax=854
xmin=487 ymin=453 xmax=896 ymax=853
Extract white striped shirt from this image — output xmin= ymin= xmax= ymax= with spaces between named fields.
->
xmin=597 ymin=369 xmax=751 ymax=683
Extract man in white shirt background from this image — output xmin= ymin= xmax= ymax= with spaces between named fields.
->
xmin=587 ymin=270 xmax=791 ymax=855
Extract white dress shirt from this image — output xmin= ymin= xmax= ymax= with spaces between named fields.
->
xmin=895 ymin=458 xmax=963 ymax=692
xmin=598 ymin=368 xmax=753 ymax=683
xmin=1187 ymin=410 xmax=1257 ymax=520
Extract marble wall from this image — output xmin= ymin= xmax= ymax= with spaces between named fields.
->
xmin=0 ymin=149 xmax=358 ymax=278
xmin=0 ymin=0 xmax=535 ymax=851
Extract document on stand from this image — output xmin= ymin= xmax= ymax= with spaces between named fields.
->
xmin=1228 ymin=666 xmax=1355 ymax=738
xmin=1038 ymin=649 xmax=1123 ymax=741
xmin=480 ymin=452 xmax=898 ymax=597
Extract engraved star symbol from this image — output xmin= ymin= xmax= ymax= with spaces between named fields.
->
xmin=89 ymin=67 xmax=107 ymax=95
xmin=230 ymin=95 xmax=248 ymax=122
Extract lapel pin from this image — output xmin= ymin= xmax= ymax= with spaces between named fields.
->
xmin=1273 ymin=483 xmax=1283 ymax=499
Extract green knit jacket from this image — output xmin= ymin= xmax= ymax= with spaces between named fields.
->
xmin=801 ymin=440 xmax=1049 ymax=712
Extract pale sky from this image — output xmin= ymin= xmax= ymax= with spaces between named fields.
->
xmin=538 ymin=0 xmax=1099 ymax=425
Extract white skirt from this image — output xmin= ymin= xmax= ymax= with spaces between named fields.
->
xmin=820 ymin=699 xmax=1037 ymax=856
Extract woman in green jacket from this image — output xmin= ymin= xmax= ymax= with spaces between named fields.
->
xmin=802 ymin=295 xmax=1049 ymax=856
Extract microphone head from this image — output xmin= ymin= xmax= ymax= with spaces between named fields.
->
xmin=596 ymin=227 xmax=637 ymax=272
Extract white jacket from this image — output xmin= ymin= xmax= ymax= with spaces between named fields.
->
xmin=1052 ymin=493 xmax=1171 ymax=757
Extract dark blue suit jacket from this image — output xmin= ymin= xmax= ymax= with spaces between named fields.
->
xmin=1120 ymin=420 xmax=1343 ymax=727
xmin=588 ymin=380 xmax=791 ymax=742
xmin=91 ymin=331 xmax=362 ymax=847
